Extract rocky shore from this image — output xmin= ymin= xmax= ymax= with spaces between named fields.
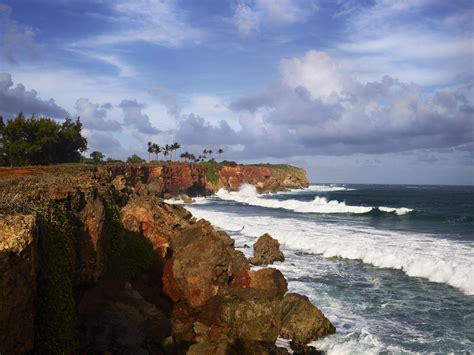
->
xmin=0 ymin=162 xmax=334 ymax=354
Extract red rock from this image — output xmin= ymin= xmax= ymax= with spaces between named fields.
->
xmin=163 ymin=258 xmax=182 ymax=302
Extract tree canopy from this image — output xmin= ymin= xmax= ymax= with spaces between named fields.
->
xmin=0 ymin=113 xmax=87 ymax=167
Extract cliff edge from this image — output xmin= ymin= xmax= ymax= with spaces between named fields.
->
xmin=0 ymin=163 xmax=332 ymax=354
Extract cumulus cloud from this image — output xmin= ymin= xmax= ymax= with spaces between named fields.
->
xmin=0 ymin=72 xmax=69 ymax=119
xmin=87 ymin=132 xmax=122 ymax=156
xmin=225 ymin=50 xmax=474 ymax=158
xmin=119 ymin=99 xmax=160 ymax=134
xmin=175 ymin=114 xmax=240 ymax=145
xmin=232 ymin=0 xmax=316 ymax=35
xmin=0 ymin=5 xmax=40 ymax=63
xmin=74 ymin=98 xmax=122 ymax=131
xmin=149 ymin=86 xmax=180 ymax=117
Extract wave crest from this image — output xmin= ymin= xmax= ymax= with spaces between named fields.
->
xmin=216 ymin=184 xmax=412 ymax=215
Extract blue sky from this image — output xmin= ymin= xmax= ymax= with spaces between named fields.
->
xmin=0 ymin=0 xmax=473 ymax=184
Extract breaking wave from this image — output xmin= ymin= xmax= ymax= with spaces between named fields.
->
xmin=185 ymin=207 xmax=474 ymax=296
xmin=216 ymin=184 xmax=413 ymax=215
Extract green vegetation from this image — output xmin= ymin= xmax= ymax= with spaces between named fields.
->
xmin=204 ymin=160 xmax=221 ymax=186
xmin=122 ymin=230 xmax=153 ymax=278
xmin=0 ymin=113 xmax=87 ymax=167
xmin=35 ymin=204 xmax=76 ymax=354
xmin=126 ymin=154 xmax=145 ymax=163
xmin=89 ymin=150 xmax=104 ymax=163
xmin=248 ymin=163 xmax=308 ymax=182
xmin=102 ymin=196 xmax=152 ymax=279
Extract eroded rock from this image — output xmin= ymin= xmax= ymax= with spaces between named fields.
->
xmin=280 ymin=293 xmax=336 ymax=345
xmin=250 ymin=233 xmax=285 ymax=265
xmin=0 ymin=213 xmax=38 ymax=354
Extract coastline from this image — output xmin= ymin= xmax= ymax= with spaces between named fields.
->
xmin=0 ymin=162 xmax=330 ymax=354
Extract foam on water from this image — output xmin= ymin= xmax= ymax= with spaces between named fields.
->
xmin=164 ymin=197 xmax=209 ymax=205
xmin=216 ymin=184 xmax=413 ymax=215
xmin=307 ymin=184 xmax=356 ymax=192
xmin=186 ymin=207 xmax=474 ymax=295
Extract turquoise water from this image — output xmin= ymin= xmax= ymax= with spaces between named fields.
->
xmin=183 ymin=184 xmax=474 ymax=353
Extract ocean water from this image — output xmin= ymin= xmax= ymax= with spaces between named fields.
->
xmin=172 ymin=183 xmax=474 ymax=354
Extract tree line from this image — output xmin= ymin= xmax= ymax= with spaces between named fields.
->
xmin=0 ymin=113 xmax=227 ymax=167
xmin=0 ymin=113 xmax=87 ymax=166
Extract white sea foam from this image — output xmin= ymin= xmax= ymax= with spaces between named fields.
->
xmin=185 ymin=207 xmax=474 ymax=295
xmin=164 ymin=197 xmax=209 ymax=205
xmin=308 ymin=185 xmax=356 ymax=192
xmin=216 ymin=184 xmax=413 ymax=215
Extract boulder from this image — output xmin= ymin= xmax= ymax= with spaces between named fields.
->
xmin=249 ymin=233 xmax=285 ymax=265
xmin=120 ymin=195 xmax=192 ymax=258
xmin=249 ymin=268 xmax=288 ymax=299
xmin=179 ymin=194 xmax=194 ymax=204
xmin=280 ymin=293 xmax=335 ymax=345
xmin=200 ymin=288 xmax=282 ymax=343
xmin=230 ymin=268 xmax=288 ymax=299
xmin=165 ymin=220 xmax=249 ymax=308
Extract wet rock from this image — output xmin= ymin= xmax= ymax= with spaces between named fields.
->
xmin=280 ymin=293 xmax=335 ymax=345
xmin=179 ymin=194 xmax=194 ymax=204
xmin=0 ymin=213 xmax=38 ymax=354
xmin=187 ymin=339 xmax=235 ymax=355
xmin=249 ymin=268 xmax=288 ymax=298
xmin=289 ymin=341 xmax=323 ymax=354
xmin=250 ymin=233 xmax=285 ymax=265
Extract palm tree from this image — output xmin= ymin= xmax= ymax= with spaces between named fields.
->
xmin=152 ymin=143 xmax=161 ymax=161
xmin=180 ymin=152 xmax=188 ymax=162
xmin=163 ymin=144 xmax=170 ymax=161
xmin=147 ymin=142 xmax=153 ymax=162
xmin=217 ymin=148 xmax=224 ymax=158
xmin=170 ymin=142 xmax=180 ymax=161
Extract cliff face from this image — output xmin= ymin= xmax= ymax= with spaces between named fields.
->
xmin=97 ymin=162 xmax=309 ymax=196
xmin=0 ymin=163 xmax=327 ymax=354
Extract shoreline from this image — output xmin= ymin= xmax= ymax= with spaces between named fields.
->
xmin=0 ymin=162 xmax=332 ymax=354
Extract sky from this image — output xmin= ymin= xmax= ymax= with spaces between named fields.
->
xmin=0 ymin=0 xmax=473 ymax=185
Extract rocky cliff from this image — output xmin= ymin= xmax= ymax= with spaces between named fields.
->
xmin=0 ymin=163 xmax=330 ymax=354
xmin=0 ymin=161 xmax=309 ymax=198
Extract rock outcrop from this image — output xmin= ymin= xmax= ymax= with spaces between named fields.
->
xmin=281 ymin=293 xmax=336 ymax=346
xmin=250 ymin=233 xmax=285 ymax=265
xmin=0 ymin=163 xmax=332 ymax=354
xmin=0 ymin=213 xmax=38 ymax=353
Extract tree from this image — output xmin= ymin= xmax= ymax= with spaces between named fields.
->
xmin=163 ymin=144 xmax=170 ymax=161
xmin=147 ymin=142 xmax=153 ymax=162
xmin=90 ymin=151 xmax=104 ymax=164
xmin=0 ymin=113 xmax=87 ymax=166
xmin=170 ymin=142 xmax=180 ymax=161
xmin=218 ymin=148 xmax=224 ymax=158
xmin=127 ymin=154 xmax=145 ymax=163
xmin=152 ymin=143 xmax=161 ymax=161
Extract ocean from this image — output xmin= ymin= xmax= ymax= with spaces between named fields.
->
xmin=173 ymin=183 xmax=474 ymax=354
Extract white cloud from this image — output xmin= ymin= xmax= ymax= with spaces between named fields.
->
xmin=75 ymin=0 xmax=204 ymax=48
xmin=334 ymin=0 xmax=473 ymax=88
xmin=0 ymin=4 xmax=40 ymax=63
xmin=232 ymin=0 xmax=316 ymax=35
xmin=280 ymin=50 xmax=351 ymax=101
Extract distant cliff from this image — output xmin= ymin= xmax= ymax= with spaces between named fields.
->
xmin=1 ymin=161 xmax=309 ymax=197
